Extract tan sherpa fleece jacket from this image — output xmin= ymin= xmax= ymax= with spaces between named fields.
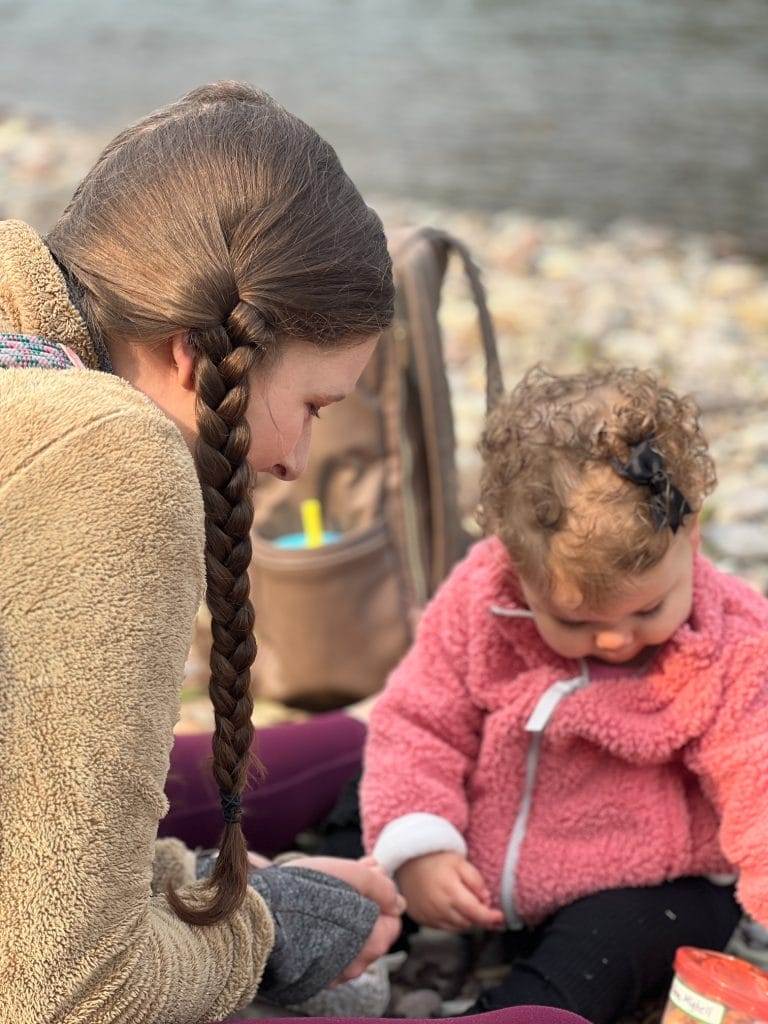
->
xmin=0 ymin=220 xmax=275 ymax=1024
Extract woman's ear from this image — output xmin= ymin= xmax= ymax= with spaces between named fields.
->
xmin=169 ymin=331 xmax=196 ymax=392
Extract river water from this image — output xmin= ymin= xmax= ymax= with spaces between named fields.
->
xmin=2 ymin=0 xmax=767 ymax=245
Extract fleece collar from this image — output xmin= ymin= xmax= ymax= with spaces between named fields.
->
xmin=0 ymin=219 xmax=99 ymax=369
xmin=482 ymin=537 xmax=766 ymax=761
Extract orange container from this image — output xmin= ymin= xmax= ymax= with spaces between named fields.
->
xmin=662 ymin=947 xmax=768 ymax=1024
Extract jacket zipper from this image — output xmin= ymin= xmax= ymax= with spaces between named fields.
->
xmin=491 ymin=606 xmax=590 ymax=928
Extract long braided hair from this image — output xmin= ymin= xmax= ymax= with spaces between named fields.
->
xmin=47 ymin=82 xmax=394 ymax=924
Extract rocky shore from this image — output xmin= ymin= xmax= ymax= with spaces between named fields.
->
xmin=4 ymin=113 xmax=767 ymax=634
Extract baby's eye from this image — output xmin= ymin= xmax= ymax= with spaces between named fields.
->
xmin=637 ymin=601 xmax=663 ymax=618
xmin=307 ymin=404 xmax=322 ymax=419
xmin=555 ymin=617 xmax=586 ymax=629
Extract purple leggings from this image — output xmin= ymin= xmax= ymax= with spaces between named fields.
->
xmin=166 ymin=723 xmax=594 ymax=1024
xmin=231 ymin=1008 xmax=591 ymax=1024
xmin=158 ymin=711 xmax=365 ymax=856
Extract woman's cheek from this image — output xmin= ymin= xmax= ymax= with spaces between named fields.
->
xmin=290 ymin=419 xmax=313 ymax=478
xmin=245 ymin=417 xmax=302 ymax=474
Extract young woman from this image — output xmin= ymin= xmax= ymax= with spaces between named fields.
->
xmin=0 ymin=81 xmax=401 ymax=1024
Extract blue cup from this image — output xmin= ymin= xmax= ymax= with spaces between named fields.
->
xmin=273 ymin=531 xmax=342 ymax=550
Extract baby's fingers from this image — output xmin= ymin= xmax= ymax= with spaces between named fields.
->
xmin=457 ymin=859 xmax=491 ymax=903
xmin=452 ymin=884 xmax=504 ymax=929
xmin=439 ymin=906 xmax=476 ymax=932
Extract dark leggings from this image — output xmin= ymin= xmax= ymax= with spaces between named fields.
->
xmin=158 ymin=712 xmax=366 ymax=857
xmin=470 ymin=877 xmax=741 ymax=1024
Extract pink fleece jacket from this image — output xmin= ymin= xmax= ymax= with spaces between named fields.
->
xmin=362 ymin=538 xmax=768 ymax=927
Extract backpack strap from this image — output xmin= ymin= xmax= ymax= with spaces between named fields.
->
xmin=0 ymin=332 xmax=85 ymax=370
xmin=390 ymin=227 xmax=504 ymax=594
xmin=431 ymin=229 xmax=504 ymax=412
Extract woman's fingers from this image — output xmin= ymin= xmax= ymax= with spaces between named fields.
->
xmin=334 ymin=911 xmax=401 ymax=983
xmin=355 ymin=864 xmax=402 ymax=916
xmin=365 ymin=911 xmax=402 ymax=960
xmin=282 ymin=855 xmax=403 ymax=914
xmin=246 ymin=850 xmax=270 ymax=870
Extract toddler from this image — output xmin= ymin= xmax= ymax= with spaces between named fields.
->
xmin=362 ymin=365 xmax=768 ymax=1023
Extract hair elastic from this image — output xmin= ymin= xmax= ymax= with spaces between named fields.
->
xmin=219 ymin=791 xmax=242 ymax=825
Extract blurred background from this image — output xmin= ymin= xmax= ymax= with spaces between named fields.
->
xmin=2 ymin=0 xmax=767 ymax=243
xmin=3 ymin=2 xmax=768 ymax=726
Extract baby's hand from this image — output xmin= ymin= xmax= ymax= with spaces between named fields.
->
xmin=396 ymin=851 xmax=505 ymax=932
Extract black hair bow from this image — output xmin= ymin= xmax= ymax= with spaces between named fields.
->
xmin=612 ymin=439 xmax=692 ymax=533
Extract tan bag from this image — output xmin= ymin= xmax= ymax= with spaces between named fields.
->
xmin=246 ymin=226 xmax=504 ymax=710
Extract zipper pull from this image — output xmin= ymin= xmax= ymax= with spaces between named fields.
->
xmin=525 ymin=673 xmax=587 ymax=733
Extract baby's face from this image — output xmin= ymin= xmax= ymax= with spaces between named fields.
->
xmin=519 ymin=522 xmax=698 ymax=665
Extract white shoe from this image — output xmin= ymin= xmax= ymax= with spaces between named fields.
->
xmin=728 ymin=917 xmax=768 ymax=970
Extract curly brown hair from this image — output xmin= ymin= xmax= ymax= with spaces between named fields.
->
xmin=478 ymin=364 xmax=716 ymax=605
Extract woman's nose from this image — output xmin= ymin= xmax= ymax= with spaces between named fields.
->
xmin=270 ymin=424 xmax=312 ymax=482
xmin=594 ymin=629 xmax=631 ymax=651
xmin=270 ymin=462 xmax=299 ymax=482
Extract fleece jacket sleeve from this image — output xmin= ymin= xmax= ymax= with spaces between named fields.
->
xmin=194 ymin=856 xmax=379 ymax=1006
xmin=684 ymin=633 xmax=768 ymax=926
xmin=0 ymin=378 xmax=274 ymax=1024
xmin=360 ymin=555 xmax=484 ymax=875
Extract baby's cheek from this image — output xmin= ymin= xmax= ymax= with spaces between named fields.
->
xmin=643 ymin=613 xmax=685 ymax=647
xmin=538 ymin=624 xmax=585 ymax=659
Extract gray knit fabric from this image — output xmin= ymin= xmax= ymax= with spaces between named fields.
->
xmin=196 ymin=855 xmax=378 ymax=1005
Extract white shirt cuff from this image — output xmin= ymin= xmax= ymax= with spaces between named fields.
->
xmin=371 ymin=813 xmax=467 ymax=876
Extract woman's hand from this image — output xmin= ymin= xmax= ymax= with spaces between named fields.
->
xmin=285 ymin=854 xmax=403 ymax=982
xmin=247 ymin=851 xmax=271 ymax=870
xmin=286 ymin=855 xmax=403 ymax=915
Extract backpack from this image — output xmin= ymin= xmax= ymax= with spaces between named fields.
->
xmin=243 ymin=226 xmax=504 ymax=710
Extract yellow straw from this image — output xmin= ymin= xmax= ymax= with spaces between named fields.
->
xmin=301 ymin=498 xmax=325 ymax=549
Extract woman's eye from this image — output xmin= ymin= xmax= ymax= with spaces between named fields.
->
xmin=307 ymin=404 xmax=322 ymax=419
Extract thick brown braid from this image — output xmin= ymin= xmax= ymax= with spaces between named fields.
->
xmin=45 ymin=81 xmax=395 ymax=927
xmin=167 ymin=302 xmax=266 ymax=926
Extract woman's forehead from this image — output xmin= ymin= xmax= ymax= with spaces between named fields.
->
xmin=271 ymin=335 xmax=378 ymax=388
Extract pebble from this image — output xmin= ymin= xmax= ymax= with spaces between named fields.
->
xmin=391 ymin=987 xmax=444 ymax=1018
xmin=704 ymin=523 xmax=768 ymax=563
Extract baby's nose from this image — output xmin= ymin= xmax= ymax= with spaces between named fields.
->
xmin=594 ymin=629 xmax=630 ymax=651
